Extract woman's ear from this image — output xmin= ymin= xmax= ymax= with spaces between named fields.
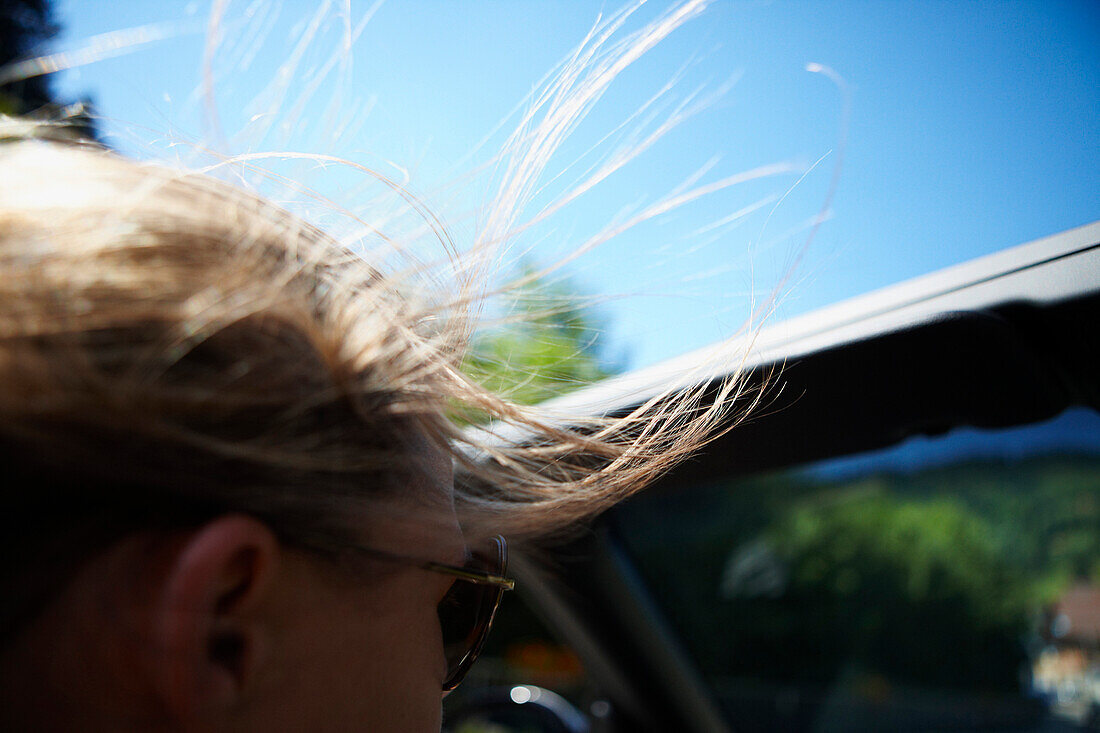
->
xmin=151 ymin=515 xmax=279 ymax=721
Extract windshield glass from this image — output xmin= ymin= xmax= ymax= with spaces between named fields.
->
xmin=613 ymin=408 xmax=1100 ymax=731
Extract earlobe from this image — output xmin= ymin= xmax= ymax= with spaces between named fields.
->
xmin=151 ymin=515 xmax=279 ymax=721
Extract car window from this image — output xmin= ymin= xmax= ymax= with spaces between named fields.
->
xmin=612 ymin=408 xmax=1100 ymax=731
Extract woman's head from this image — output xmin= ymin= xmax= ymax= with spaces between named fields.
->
xmin=0 ymin=124 xmax=487 ymax=729
xmin=0 ymin=121 xmax=747 ymax=731
xmin=0 ymin=123 xmax=459 ymax=537
xmin=0 ymin=1 xmax=764 ymax=724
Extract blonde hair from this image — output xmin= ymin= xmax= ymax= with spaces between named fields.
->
xmin=0 ymin=4 xmax=783 ymax=610
xmin=0 ymin=125 xmax=750 ymax=554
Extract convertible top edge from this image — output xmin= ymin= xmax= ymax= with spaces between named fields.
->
xmin=531 ymin=220 xmax=1100 ymax=422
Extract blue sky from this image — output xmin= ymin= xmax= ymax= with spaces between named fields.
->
xmin=53 ymin=0 xmax=1099 ymax=369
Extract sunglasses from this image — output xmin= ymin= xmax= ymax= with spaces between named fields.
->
xmin=354 ymin=534 xmax=515 ymax=691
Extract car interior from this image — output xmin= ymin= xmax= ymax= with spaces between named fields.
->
xmin=444 ymin=221 xmax=1100 ymax=733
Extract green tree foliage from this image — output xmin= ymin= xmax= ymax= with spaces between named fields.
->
xmin=0 ymin=0 xmax=95 ymax=138
xmin=617 ymin=453 xmax=1100 ymax=695
xmin=0 ymin=0 xmax=56 ymax=115
xmin=462 ymin=266 xmax=617 ymax=408
xmin=889 ymin=457 xmax=1100 ymax=594
xmin=446 ymin=269 xmax=617 ymax=703
xmin=764 ymin=491 xmax=1030 ymax=691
